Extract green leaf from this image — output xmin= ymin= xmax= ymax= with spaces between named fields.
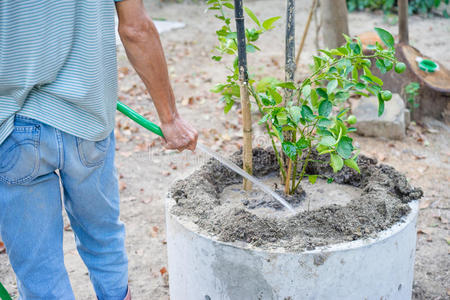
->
xmin=363 ymin=66 xmax=383 ymax=86
xmin=259 ymin=93 xmax=275 ymax=106
xmin=319 ymin=136 xmax=337 ymax=147
xmin=288 ymin=106 xmax=302 ymax=123
xmin=336 ymin=47 xmax=349 ymax=55
xmin=211 ymin=83 xmax=226 ymax=93
xmin=355 ymin=82 xmax=366 ymax=89
xmin=276 ymin=110 xmax=288 ymax=125
xmin=308 ymin=175 xmax=318 ymax=184
xmin=327 ymin=79 xmax=338 ymax=94
xmin=222 ymin=2 xmax=234 ymax=9
xmin=212 ymin=55 xmax=222 ymax=61
xmin=301 ymin=105 xmax=315 ymax=122
xmin=344 ymin=158 xmax=360 ymax=173
xmin=301 ymin=85 xmax=311 ymax=98
xmin=268 ymin=88 xmax=283 ymax=104
xmin=352 ymin=67 xmax=359 ymax=82
xmin=246 ymin=44 xmax=257 ymax=53
xmin=335 ymin=91 xmax=350 ymax=102
xmin=330 ymin=153 xmax=344 ymax=173
xmin=336 ymin=136 xmax=354 ymax=159
xmin=262 ymin=16 xmax=281 ymax=30
xmin=256 ymin=77 xmax=279 ymax=93
xmin=375 ymin=59 xmax=387 ymax=74
xmin=377 ymin=93 xmax=385 ymax=116
xmin=316 ymin=88 xmax=328 ymax=99
xmin=349 ymin=42 xmax=361 ymax=54
xmin=296 ymin=137 xmax=310 ymax=149
xmin=282 ymin=141 xmax=297 ymax=159
xmin=317 ymin=128 xmax=333 ymax=137
xmin=337 ymin=108 xmax=350 ymax=118
xmin=318 ymin=100 xmax=332 ymax=117
xmin=244 ymin=6 xmax=261 ymax=27
xmin=310 ymin=89 xmax=319 ymax=108
xmin=374 ymin=27 xmax=395 ymax=49
xmin=318 ymin=118 xmax=333 ymax=127
xmin=276 ymin=82 xmax=296 ymax=89
xmin=224 ymin=99 xmax=234 ymax=113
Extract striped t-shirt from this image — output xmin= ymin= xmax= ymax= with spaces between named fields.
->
xmin=0 ymin=0 xmax=121 ymax=145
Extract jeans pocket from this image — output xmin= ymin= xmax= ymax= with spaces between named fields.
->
xmin=0 ymin=125 xmax=41 ymax=184
xmin=76 ymin=135 xmax=111 ymax=168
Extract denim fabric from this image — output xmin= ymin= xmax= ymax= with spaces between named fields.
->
xmin=0 ymin=116 xmax=128 ymax=300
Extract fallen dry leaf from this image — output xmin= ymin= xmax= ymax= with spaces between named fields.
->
xmin=118 ymin=66 xmax=129 ymax=75
xmin=181 ymin=96 xmax=195 ymax=106
xmin=159 ymin=267 xmax=167 ymax=276
xmin=0 ymin=240 xmax=5 ymax=253
xmin=134 ymin=142 xmax=148 ymax=152
xmin=417 ymin=228 xmax=432 ymax=235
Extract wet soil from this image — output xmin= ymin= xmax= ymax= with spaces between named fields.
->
xmin=170 ymin=148 xmax=423 ymax=250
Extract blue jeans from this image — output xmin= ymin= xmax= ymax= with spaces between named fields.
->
xmin=0 ymin=116 xmax=128 ymax=300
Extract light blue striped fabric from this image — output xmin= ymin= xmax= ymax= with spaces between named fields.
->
xmin=0 ymin=0 xmax=121 ymax=145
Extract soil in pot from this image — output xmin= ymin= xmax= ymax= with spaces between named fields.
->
xmin=170 ymin=148 xmax=423 ymax=251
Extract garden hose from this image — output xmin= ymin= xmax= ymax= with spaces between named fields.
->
xmin=0 ymin=282 xmax=12 ymax=300
xmin=116 ymin=101 xmax=163 ymax=137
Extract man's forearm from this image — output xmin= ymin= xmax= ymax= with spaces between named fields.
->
xmin=116 ymin=1 xmax=178 ymax=124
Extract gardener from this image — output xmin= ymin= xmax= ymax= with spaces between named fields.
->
xmin=0 ymin=0 xmax=197 ymax=299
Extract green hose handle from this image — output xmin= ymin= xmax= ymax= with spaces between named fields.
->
xmin=116 ymin=101 xmax=164 ymax=137
xmin=0 ymin=282 xmax=12 ymax=300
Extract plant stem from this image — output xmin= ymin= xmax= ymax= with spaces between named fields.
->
xmin=284 ymin=158 xmax=293 ymax=195
xmin=291 ymin=154 xmax=298 ymax=193
xmin=294 ymin=147 xmax=312 ymax=191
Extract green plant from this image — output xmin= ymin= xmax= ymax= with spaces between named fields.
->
xmin=347 ymin=0 xmax=449 ymax=16
xmin=404 ymin=82 xmax=420 ymax=112
xmin=208 ymin=0 xmax=404 ymax=195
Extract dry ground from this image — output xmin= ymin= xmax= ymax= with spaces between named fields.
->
xmin=1 ymin=0 xmax=449 ymax=299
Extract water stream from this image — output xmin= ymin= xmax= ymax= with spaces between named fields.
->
xmin=197 ymin=143 xmax=295 ymax=213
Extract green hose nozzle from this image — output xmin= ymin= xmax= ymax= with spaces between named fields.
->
xmin=116 ymin=101 xmax=164 ymax=137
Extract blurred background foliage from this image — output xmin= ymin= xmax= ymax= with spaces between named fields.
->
xmin=346 ymin=0 xmax=449 ymax=17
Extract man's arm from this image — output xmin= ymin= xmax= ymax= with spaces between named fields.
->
xmin=115 ymin=0 xmax=197 ymax=151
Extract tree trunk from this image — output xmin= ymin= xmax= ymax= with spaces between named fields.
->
xmin=234 ymin=0 xmax=253 ymax=191
xmin=320 ymin=0 xmax=349 ymax=49
xmin=398 ymin=0 xmax=409 ymax=45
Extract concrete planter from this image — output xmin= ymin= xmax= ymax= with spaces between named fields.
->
xmin=166 ymin=198 xmax=419 ymax=300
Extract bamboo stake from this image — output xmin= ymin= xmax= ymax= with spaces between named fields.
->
xmin=398 ymin=0 xmax=409 ymax=45
xmin=295 ymin=0 xmax=318 ymax=69
xmin=234 ymin=0 xmax=253 ymax=191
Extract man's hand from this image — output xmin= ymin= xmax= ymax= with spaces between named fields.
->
xmin=161 ymin=117 xmax=198 ymax=151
